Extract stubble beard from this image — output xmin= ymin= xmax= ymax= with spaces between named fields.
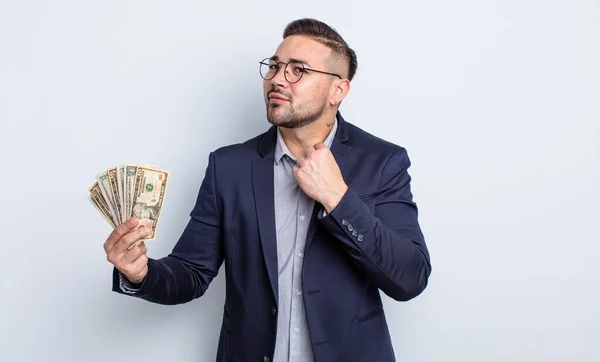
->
xmin=266 ymin=97 xmax=327 ymax=129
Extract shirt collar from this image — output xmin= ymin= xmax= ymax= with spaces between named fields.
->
xmin=274 ymin=116 xmax=339 ymax=165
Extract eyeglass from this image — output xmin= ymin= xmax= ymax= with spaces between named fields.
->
xmin=259 ymin=57 xmax=342 ymax=84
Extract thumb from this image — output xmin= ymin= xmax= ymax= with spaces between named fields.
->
xmin=313 ymin=142 xmax=327 ymax=149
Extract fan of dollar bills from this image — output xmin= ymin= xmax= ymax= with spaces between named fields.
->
xmin=88 ymin=164 xmax=169 ymax=240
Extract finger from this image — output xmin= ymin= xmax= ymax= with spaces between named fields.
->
xmin=129 ymin=254 xmax=149 ymax=279
xmin=127 ymin=239 xmax=143 ymax=251
xmin=104 ymin=217 xmax=139 ymax=252
xmin=296 ymin=157 xmax=306 ymax=167
xmin=122 ymin=227 xmax=151 ymax=252
xmin=120 ymin=254 xmax=148 ymax=282
xmin=292 ymin=165 xmax=300 ymax=179
xmin=114 ymin=226 xmax=152 ymax=256
xmin=304 ymin=147 xmax=315 ymax=157
xmin=139 ymin=241 xmax=148 ymax=255
xmin=313 ymin=142 xmax=327 ymax=149
xmin=123 ymin=240 xmax=148 ymax=264
xmin=122 ymin=243 xmax=146 ymax=265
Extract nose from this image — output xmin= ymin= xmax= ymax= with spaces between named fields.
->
xmin=269 ymin=63 xmax=289 ymax=88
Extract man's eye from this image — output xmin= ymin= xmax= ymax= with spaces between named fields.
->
xmin=269 ymin=64 xmax=279 ymax=70
xmin=294 ymin=67 xmax=305 ymax=73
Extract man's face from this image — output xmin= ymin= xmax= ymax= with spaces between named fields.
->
xmin=264 ymin=35 xmax=335 ymax=128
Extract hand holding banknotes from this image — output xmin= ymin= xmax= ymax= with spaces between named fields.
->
xmin=88 ymin=164 xmax=169 ymax=239
xmin=89 ymin=163 xmax=169 ymax=285
xmin=103 ymin=217 xmax=151 ymax=285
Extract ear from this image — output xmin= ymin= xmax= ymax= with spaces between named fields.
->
xmin=329 ymin=78 xmax=351 ymax=107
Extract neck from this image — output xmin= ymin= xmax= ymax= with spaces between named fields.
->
xmin=279 ymin=114 xmax=336 ymax=159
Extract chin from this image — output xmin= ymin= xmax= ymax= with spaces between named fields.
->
xmin=268 ymin=117 xmax=295 ymax=128
xmin=266 ymin=102 xmax=322 ymax=129
xmin=266 ymin=106 xmax=291 ymax=126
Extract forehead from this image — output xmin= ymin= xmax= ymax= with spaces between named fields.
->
xmin=272 ymin=35 xmax=332 ymax=67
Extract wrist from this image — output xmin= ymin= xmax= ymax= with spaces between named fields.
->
xmin=322 ymin=184 xmax=348 ymax=213
xmin=130 ymin=278 xmax=144 ymax=287
xmin=124 ymin=273 xmax=144 ymax=286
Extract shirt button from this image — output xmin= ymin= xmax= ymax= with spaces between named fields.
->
xmin=296 ymin=290 xmax=302 ymax=295
xmin=299 ymin=215 xmax=305 ymax=221
xmin=293 ymin=327 xmax=300 ymax=333
xmin=298 ymin=253 xmax=303 ymax=258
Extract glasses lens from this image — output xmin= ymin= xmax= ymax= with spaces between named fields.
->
xmin=285 ymin=61 xmax=304 ymax=83
xmin=260 ymin=59 xmax=277 ymax=80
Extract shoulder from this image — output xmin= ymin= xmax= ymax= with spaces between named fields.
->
xmin=341 ymin=118 xmax=413 ymax=194
xmin=343 ymin=118 xmax=409 ymax=163
xmin=209 ymin=125 xmax=275 ymax=163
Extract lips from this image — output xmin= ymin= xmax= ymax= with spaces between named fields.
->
xmin=268 ymin=93 xmax=289 ymax=102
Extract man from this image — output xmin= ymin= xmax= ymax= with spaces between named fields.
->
xmin=104 ymin=18 xmax=431 ymax=362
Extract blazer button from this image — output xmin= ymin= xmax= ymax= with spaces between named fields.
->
xmin=357 ymin=234 xmax=364 ymax=242
xmin=272 ymin=307 xmax=277 ymax=315
xmin=347 ymin=224 xmax=354 ymax=231
xmin=352 ymin=230 xmax=358 ymax=237
xmin=264 ymin=357 xmax=271 ymax=362
xmin=341 ymin=219 xmax=348 ymax=226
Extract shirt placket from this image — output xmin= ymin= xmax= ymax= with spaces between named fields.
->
xmin=289 ymin=192 xmax=314 ymax=361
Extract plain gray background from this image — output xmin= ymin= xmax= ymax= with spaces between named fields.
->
xmin=1 ymin=0 xmax=598 ymax=361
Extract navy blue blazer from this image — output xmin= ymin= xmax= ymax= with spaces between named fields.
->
xmin=112 ymin=112 xmax=431 ymax=362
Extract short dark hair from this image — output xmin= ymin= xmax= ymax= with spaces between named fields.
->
xmin=283 ymin=18 xmax=358 ymax=81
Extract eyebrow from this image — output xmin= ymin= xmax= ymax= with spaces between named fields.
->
xmin=270 ymin=55 xmax=312 ymax=68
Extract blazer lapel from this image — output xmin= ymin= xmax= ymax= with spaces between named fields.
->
xmin=252 ymin=114 xmax=352 ymax=302
xmin=305 ymin=112 xmax=351 ymax=251
xmin=253 ymin=126 xmax=279 ymax=304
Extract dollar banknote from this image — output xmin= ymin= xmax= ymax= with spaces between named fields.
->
xmin=116 ymin=165 xmax=125 ymax=224
xmin=107 ymin=167 xmax=123 ymax=224
xmin=124 ymin=165 xmax=138 ymax=224
xmin=129 ymin=166 xmax=169 ymax=240
xmin=89 ymin=164 xmax=169 ymax=242
xmin=89 ymin=182 xmax=117 ymax=228
xmin=96 ymin=171 xmax=118 ymax=224
xmin=89 ymin=195 xmax=117 ymax=228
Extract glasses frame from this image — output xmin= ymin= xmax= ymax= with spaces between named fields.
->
xmin=259 ymin=58 xmax=342 ymax=84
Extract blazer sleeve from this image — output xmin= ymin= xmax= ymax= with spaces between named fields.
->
xmin=112 ymin=152 xmax=224 ymax=305
xmin=319 ymin=147 xmax=431 ymax=301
